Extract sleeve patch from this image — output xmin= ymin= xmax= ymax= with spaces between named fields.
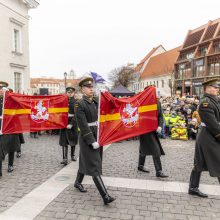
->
xmin=202 ymin=103 xmax=209 ymax=107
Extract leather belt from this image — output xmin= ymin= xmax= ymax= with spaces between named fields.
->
xmin=88 ymin=121 xmax=98 ymax=126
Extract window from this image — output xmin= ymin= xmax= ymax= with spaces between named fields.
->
xmin=156 ymin=81 xmax=159 ymax=88
xmin=13 ymin=29 xmax=21 ymax=53
xmin=200 ymin=47 xmax=207 ymax=56
xmin=195 ymin=66 xmax=205 ymax=77
xmin=162 ymin=80 xmax=164 ymax=88
xmin=14 ymin=72 xmax=22 ymax=93
xmin=209 ymin=63 xmax=220 ymax=76
xmin=214 ymin=43 xmax=220 ymax=53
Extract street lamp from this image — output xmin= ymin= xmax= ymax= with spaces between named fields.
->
xmin=64 ymin=72 xmax=67 ymax=90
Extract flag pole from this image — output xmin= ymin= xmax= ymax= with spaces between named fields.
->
xmin=97 ymin=89 xmax=101 ymax=145
xmin=0 ymin=90 xmax=7 ymax=135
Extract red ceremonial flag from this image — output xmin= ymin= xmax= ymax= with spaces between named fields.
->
xmin=98 ymin=86 xmax=158 ymax=146
xmin=1 ymin=91 xmax=68 ymax=134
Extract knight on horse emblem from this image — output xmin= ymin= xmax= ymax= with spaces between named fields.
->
xmin=30 ymin=100 xmax=49 ymax=123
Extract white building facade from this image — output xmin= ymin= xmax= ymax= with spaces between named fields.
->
xmin=132 ymin=46 xmax=180 ymax=97
xmin=0 ymin=0 xmax=39 ymax=93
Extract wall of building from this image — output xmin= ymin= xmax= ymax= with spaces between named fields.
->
xmin=132 ymin=74 xmax=172 ymax=97
xmin=0 ymin=0 xmax=31 ymax=93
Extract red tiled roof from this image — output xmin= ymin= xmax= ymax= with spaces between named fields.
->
xmin=135 ymin=45 xmax=164 ymax=72
xmin=140 ymin=47 xmax=181 ymax=79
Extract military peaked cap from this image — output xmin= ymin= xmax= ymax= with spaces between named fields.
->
xmin=202 ymin=78 xmax=219 ymax=88
xmin=0 ymin=81 xmax=8 ymax=88
xmin=79 ymin=76 xmax=94 ymax=87
xmin=66 ymin=87 xmax=75 ymax=93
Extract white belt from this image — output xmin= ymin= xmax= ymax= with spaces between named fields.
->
xmin=200 ymin=122 xmax=206 ymax=127
xmin=68 ymin=113 xmax=74 ymax=117
xmin=88 ymin=121 xmax=98 ymax=126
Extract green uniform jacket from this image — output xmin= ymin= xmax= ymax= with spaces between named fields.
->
xmin=75 ymin=95 xmax=102 ymax=176
xmin=194 ymin=93 xmax=220 ymax=177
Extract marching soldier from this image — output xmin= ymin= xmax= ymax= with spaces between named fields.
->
xmin=138 ymin=86 xmax=168 ymax=178
xmin=74 ymin=77 xmax=115 ymax=205
xmin=0 ymin=82 xmax=21 ymax=176
xmin=59 ymin=87 xmax=78 ymax=165
xmin=189 ymin=78 xmax=220 ymax=198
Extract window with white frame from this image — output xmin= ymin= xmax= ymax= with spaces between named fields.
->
xmin=14 ymin=72 xmax=22 ymax=93
xmin=13 ymin=29 xmax=21 ymax=53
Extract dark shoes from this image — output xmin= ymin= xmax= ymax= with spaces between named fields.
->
xmin=71 ymin=156 xmax=77 ymax=161
xmin=8 ymin=165 xmax=14 ymax=173
xmin=156 ymin=171 xmax=168 ymax=178
xmin=188 ymin=188 xmax=208 ymax=198
xmin=138 ymin=166 xmax=150 ymax=173
xmin=74 ymin=183 xmax=87 ymax=193
xmin=60 ymin=159 xmax=68 ymax=166
xmin=103 ymin=195 xmax=115 ymax=205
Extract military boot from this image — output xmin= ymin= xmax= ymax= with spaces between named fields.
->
xmin=0 ymin=160 xmax=2 ymax=177
xmin=74 ymin=171 xmax=87 ymax=192
xmin=60 ymin=146 xmax=68 ymax=165
xmin=71 ymin=146 xmax=77 ymax=161
xmin=8 ymin=152 xmax=14 ymax=173
xmin=92 ymin=176 xmax=115 ymax=205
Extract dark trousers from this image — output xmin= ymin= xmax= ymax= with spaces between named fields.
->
xmin=189 ymin=168 xmax=220 ymax=188
xmin=0 ymin=159 xmax=2 ymax=175
xmin=8 ymin=152 xmax=14 ymax=166
xmin=138 ymin=154 xmax=162 ymax=172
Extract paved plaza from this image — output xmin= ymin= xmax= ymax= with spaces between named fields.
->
xmin=0 ymin=134 xmax=220 ymax=220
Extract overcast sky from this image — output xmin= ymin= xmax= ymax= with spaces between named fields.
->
xmin=29 ymin=0 xmax=220 ymax=80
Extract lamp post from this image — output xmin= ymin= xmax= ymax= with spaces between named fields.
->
xmin=64 ymin=72 xmax=67 ymax=91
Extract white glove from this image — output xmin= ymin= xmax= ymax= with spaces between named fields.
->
xmin=156 ymin=126 xmax=162 ymax=134
xmin=2 ymin=87 xmax=9 ymax=92
xmin=92 ymin=142 xmax=100 ymax=149
xmin=66 ymin=124 xmax=73 ymax=129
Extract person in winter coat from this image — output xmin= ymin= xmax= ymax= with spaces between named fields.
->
xmin=74 ymin=77 xmax=115 ymax=205
xmin=189 ymin=78 xmax=220 ymax=198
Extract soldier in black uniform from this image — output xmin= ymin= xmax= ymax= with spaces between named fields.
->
xmin=74 ymin=77 xmax=115 ymax=205
xmin=138 ymin=86 xmax=168 ymax=178
xmin=0 ymin=82 xmax=21 ymax=176
xmin=59 ymin=87 xmax=78 ymax=165
xmin=189 ymin=78 xmax=220 ymax=198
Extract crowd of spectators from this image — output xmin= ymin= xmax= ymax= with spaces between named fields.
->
xmin=159 ymin=94 xmax=201 ymax=141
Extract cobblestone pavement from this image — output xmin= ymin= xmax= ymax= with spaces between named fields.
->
xmin=102 ymin=139 xmax=219 ymax=185
xmin=0 ymin=133 xmax=79 ymax=213
xmin=35 ymin=185 xmax=220 ymax=220
xmin=1 ymin=135 xmax=220 ymax=220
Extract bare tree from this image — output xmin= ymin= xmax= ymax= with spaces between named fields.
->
xmin=108 ymin=63 xmax=136 ymax=88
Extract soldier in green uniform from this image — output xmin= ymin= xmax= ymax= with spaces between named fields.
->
xmin=59 ymin=87 xmax=78 ymax=165
xmin=189 ymin=78 xmax=220 ymax=198
xmin=74 ymin=77 xmax=115 ymax=205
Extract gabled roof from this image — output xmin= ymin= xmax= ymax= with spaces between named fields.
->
xmin=135 ymin=45 xmax=165 ymax=72
xmin=140 ymin=46 xmax=181 ymax=79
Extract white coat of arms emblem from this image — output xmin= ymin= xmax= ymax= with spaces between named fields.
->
xmin=30 ymin=99 xmax=49 ymax=123
xmin=120 ymin=102 xmax=139 ymax=128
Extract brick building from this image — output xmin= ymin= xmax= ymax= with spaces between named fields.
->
xmin=174 ymin=18 xmax=220 ymax=96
